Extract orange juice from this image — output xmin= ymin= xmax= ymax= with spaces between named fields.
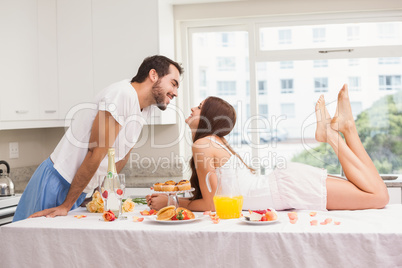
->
xmin=213 ymin=195 xmax=243 ymax=219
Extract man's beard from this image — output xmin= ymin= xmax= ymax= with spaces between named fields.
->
xmin=152 ymin=79 xmax=167 ymax=111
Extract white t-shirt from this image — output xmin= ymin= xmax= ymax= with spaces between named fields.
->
xmin=51 ymin=79 xmax=151 ymax=193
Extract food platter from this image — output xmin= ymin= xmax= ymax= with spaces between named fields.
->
xmin=149 ymin=214 xmax=203 ymax=224
xmin=239 ymin=216 xmax=279 ymax=225
xmin=152 ymin=188 xmax=195 ymax=194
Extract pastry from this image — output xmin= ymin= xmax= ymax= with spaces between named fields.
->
xmin=153 ymin=182 xmax=163 ymax=191
xmin=164 ymin=180 xmax=176 ymax=185
xmin=163 ymin=183 xmax=175 ymax=191
xmin=156 ymin=206 xmax=176 ymax=221
xmin=176 ymin=207 xmax=195 ymax=219
xmin=177 ymin=180 xmax=191 ymax=191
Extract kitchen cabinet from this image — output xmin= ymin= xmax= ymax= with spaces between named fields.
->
xmin=57 ymin=0 xmax=94 ymax=120
xmin=0 ymin=0 xmax=40 ymax=122
xmin=0 ymin=0 xmax=176 ymax=130
xmin=38 ymin=0 xmax=59 ymax=120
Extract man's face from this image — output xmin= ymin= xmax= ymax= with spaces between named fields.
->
xmin=152 ymin=65 xmax=180 ymax=111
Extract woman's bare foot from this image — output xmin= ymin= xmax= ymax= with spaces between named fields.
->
xmin=315 ymin=95 xmax=336 ymax=143
xmin=331 ymin=84 xmax=355 ymax=133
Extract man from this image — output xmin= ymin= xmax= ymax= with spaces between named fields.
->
xmin=13 ymin=55 xmax=183 ymax=221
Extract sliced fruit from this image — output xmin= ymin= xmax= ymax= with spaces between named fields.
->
xmin=140 ymin=210 xmax=150 ymax=216
xmin=261 ymin=216 xmax=267 ymax=221
xmin=102 ymin=190 xmax=108 ymax=199
xmin=265 ymin=211 xmax=278 ymax=221
xmin=116 ymin=189 xmax=123 ymax=195
xmin=287 ymin=212 xmax=298 ymax=220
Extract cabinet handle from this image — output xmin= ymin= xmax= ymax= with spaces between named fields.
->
xmin=15 ymin=110 xmax=28 ymax=114
xmin=45 ymin=110 xmax=57 ymax=114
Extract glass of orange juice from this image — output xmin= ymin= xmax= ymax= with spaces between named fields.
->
xmin=213 ymin=195 xmax=243 ymax=219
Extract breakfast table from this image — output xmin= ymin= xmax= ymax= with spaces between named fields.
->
xmin=1 ymin=204 xmax=402 ymax=268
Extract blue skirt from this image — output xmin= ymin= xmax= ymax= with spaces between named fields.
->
xmin=13 ymin=158 xmax=87 ymax=222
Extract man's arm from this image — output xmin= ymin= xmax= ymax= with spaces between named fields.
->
xmin=115 ymin=148 xmax=133 ymax=173
xmin=29 ymin=110 xmax=121 ymax=218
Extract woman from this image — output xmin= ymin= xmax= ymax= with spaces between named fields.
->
xmin=147 ymin=84 xmax=389 ymax=211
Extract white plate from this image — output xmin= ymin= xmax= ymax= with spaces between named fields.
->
xmin=239 ymin=216 xmax=279 ymax=225
xmin=149 ymin=214 xmax=202 ymax=224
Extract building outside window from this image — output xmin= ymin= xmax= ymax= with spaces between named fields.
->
xmin=314 ymin=77 xmax=328 ymax=92
xmin=379 ymin=57 xmax=401 ymax=64
xmin=217 ymin=81 xmax=237 ymax=95
xmin=348 ymin=76 xmax=361 ymax=91
xmin=281 ymin=103 xmax=295 ymax=118
xmin=313 ymin=28 xmax=326 ymax=42
xmin=280 ymin=79 xmax=294 ymax=93
xmin=278 ymin=29 xmax=292 ymax=44
xmin=379 ymin=75 xmax=401 ymax=90
xmin=199 ymin=68 xmax=207 ymax=87
xmin=217 ymin=57 xmax=236 ymax=71
xmin=347 ymin=25 xmax=360 ymax=41
xmin=258 ymin=80 xmax=267 ymax=95
xmin=187 ymin=18 xmax=402 ymax=174
xmin=313 ymin=60 xmax=328 ymax=68
xmin=280 ymin=61 xmax=293 ymax=69
xmin=220 ymin=32 xmax=234 ymax=47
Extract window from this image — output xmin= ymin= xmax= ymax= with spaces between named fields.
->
xmin=217 ymin=81 xmax=237 ymax=95
xmin=258 ymin=80 xmax=267 ymax=95
xmin=314 ymin=77 xmax=328 ymax=92
xmin=259 ymin=104 xmax=268 ymax=118
xmin=281 ymin=79 xmax=294 ymax=93
xmin=220 ymin=32 xmax=234 ymax=47
xmin=281 ymin=103 xmax=295 ymax=118
xmin=350 ymin=102 xmax=363 ymax=118
xmin=199 ymin=68 xmax=207 ymax=87
xmin=187 ymin=17 xmax=402 ymax=174
xmin=348 ymin=77 xmax=361 ymax=91
xmin=280 ymin=61 xmax=293 ymax=69
xmin=313 ymin=28 xmax=325 ymax=42
xmin=379 ymin=57 xmax=401 ymax=64
xmin=278 ymin=29 xmax=292 ymax=44
xmin=313 ymin=60 xmax=328 ymax=68
xmin=379 ymin=75 xmax=402 ymax=91
xmin=217 ymin=57 xmax=236 ymax=71
xmin=378 ymin=23 xmax=399 ymax=39
xmin=347 ymin=25 xmax=360 ymax=41
xmin=348 ymin=59 xmax=360 ymax=66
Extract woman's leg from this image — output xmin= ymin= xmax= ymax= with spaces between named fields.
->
xmin=315 ymin=95 xmax=388 ymax=209
xmin=330 ymin=84 xmax=379 ymax=176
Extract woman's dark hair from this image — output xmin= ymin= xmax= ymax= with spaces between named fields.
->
xmin=131 ymin=55 xmax=183 ymax=83
xmin=189 ymin=96 xmax=255 ymax=201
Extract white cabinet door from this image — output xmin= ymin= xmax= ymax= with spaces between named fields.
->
xmin=57 ymin=0 xmax=93 ymax=120
xmin=38 ymin=0 xmax=58 ymax=120
xmin=0 ymin=0 xmax=39 ymax=121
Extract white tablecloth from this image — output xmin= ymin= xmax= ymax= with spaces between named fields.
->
xmin=1 ymin=204 xmax=402 ymax=268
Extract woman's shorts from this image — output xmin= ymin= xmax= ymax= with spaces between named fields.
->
xmin=268 ymin=162 xmax=328 ymax=211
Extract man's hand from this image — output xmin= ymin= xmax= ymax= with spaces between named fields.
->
xmin=28 ymin=205 xmax=70 ymax=219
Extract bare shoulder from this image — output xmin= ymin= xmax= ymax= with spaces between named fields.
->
xmin=192 ymin=137 xmax=216 ymax=156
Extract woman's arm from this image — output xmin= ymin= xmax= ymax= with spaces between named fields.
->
xmin=148 ymin=138 xmax=218 ymax=211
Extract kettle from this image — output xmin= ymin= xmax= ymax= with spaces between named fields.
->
xmin=0 ymin=160 xmax=15 ymax=196
xmin=206 ymin=165 xmax=243 ymax=219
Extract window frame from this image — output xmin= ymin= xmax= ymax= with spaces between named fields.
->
xmin=179 ymin=10 xmax=402 ymax=173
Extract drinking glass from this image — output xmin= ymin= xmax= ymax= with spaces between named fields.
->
xmin=114 ymin=174 xmax=126 ymax=220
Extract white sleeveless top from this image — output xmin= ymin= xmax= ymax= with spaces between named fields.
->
xmin=206 ymin=137 xmax=274 ymax=210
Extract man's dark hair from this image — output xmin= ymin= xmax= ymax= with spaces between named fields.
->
xmin=131 ymin=55 xmax=183 ymax=83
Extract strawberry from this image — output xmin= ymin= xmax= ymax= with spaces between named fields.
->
xmin=102 ymin=190 xmax=108 ymax=199
xmin=171 ymin=215 xmax=178 ymax=221
xmin=116 ymin=189 xmax=123 ymax=195
xmin=261 ymin=216 xmax=267 ymax=221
